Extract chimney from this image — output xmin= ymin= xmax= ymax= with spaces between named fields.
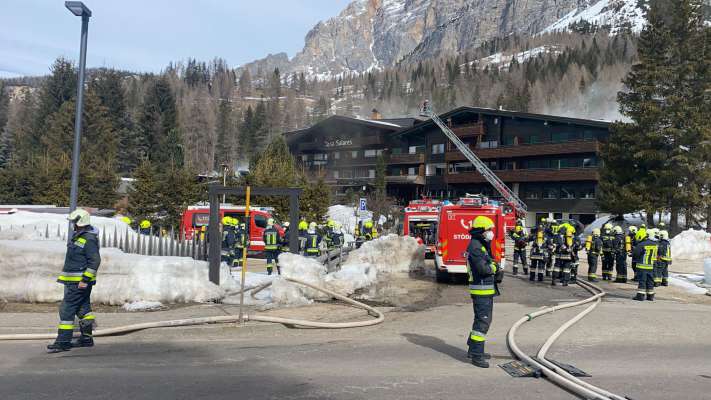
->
xmin=371 ymin=108 xmax=382 ymax=120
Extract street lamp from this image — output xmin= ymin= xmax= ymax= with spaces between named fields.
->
xmin=65 ymin=1 xmax=91 ymax=238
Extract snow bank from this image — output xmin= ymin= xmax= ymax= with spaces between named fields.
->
xmin=668 ymin=273 xmax=708 ymax=295
xmin=0 ymin=211 xmax=132 ymax=241
xmin=671 ymin=230 xmax=711 ymax=261
xmin=328 ymin=204 xmax=373 ymax=235
xmin=0 ymin=240 xmax=236 ymax=305
xmin=122 ymin=301 xmax=164 ymax=312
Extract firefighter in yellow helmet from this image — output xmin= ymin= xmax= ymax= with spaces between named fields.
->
xmin=304 ymin=222 xmax=322 ymax=257
xmin=585 ymin=228 xmax=603 ymax=282
xmin=632 ymin=228 xmax=658 ymax=301
xmin=465 ymin=215 xmax=502 ymax=368
xmin=139 ymin=219 xmax=151 ymax=235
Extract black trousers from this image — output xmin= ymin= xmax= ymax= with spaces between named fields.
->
xmin=467 ymin=296 xmax=493 ymax=356
xmin=587 ymin=254 xmax=598 ymax=279
xmin=615 ymin=252 xmax=627 ymax=281
xmin=513 ymin=249 xmax=527 ymax=267
xmin=56 ymin=284 xmax=93 ymax=344
xmin=637 ymin=268 xmax=655 ymax=296
xmin=265 ymin=250 xmax=280 ymax=275
xmin=602 ymin=252 xmax=615 ymax=278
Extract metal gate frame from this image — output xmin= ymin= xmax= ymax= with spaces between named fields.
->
xmin=208 ymin=185 xmax=303 ymax=285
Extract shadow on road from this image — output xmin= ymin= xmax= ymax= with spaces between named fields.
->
xmin=401 ymin=333 xmax=468 ymax=362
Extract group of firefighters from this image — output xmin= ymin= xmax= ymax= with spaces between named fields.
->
xmin=508 ymin=218 xmax=673 ymax=300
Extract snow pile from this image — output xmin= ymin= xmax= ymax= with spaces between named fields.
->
xmin=671 ymin=230 xmax=711 ymax=261
xmin=343 ymin=234 xmax=423 ymax=275
xmin=271 ymin=253 xmax=330 ymax=306
xmin=668 ymin=273 xmax=708 ymax=295
xmin=122 ymin=301 xmax=164 ymax=312
xmin=0 ymin=211 xmax=133 ymax=241
xmin=539 ymin=0 xmax=646 ymax=35
xmin=0 ymin=240 xmax=236 ymax=305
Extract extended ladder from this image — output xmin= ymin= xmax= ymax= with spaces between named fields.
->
xmin=424 ymin=107 xmax=528 ymax=216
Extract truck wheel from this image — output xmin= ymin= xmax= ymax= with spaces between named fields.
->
xmin=435 ymin=267 xmax=450 ymax=284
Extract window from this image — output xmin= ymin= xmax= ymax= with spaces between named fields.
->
xmin=301 ymin=155 xmax=308 ymax=162
xmin=543 ymin=187 xmax=557 ymax=199
xmin=409 ymin=145 xmax=425 ymax=154
xmin=364 ymin=149 xmax=377 ymax=158
xmin=368 ymin=169 xmax=375 ymax=178
xmin=431 ymin=143 xmax=445 ymax=154
xmin=504 ymin=161 xmax=516 ymax=170
xmin=408 ymin=167 xmax=416 ymax=176
xmin=529 ymin=135 xmax=539 ymax=144
xmin=478 ymin=140 xmax=499 ymax=149
xmin=351 ymin=150 xmax=359 ymax=159
xmin=392 ymin=147 xmax=402 ymax=155
xmin=376 ymin=149 xmax=384 ymax=156
xmin=426 ymin=163 xmax=446 ymax=176
xmin=254 ymin=214 xmax=267 ymax=228
xmin=551 ymin=132 xmax=567 ymax=142
xmin=486 ymin=161 xmax=498 ymax=170
xmin=581 ymin=186 xmax=596 ymax=199
xmin=560 ymin=187 xmax=576 ymax=199
xmin=525 ymin=190 xmax=540 ymax=200
xmin=583 ymin=130 xmax=596 ymax=140
xmin=449 ymin=162 xmax=475 ymax=174
xmin=333 ymin=151 xmax=340 ymax=160
xmin=313 ymin=153 xmax=327 ymax=161
xmin=583 ymin=157 xmax=597 ymax=168
xmin=333 ymin=170 xmax=339 ymax=179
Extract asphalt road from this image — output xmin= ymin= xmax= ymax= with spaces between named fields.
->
xmin=1 ymin=261 xmax=710 ymax=400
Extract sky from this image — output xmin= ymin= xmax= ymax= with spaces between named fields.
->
xmin=0 ymin=0 xmax=353 ymax=78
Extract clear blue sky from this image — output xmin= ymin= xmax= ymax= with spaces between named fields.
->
xmin=0 ymin=0 xmax=353 ymax=77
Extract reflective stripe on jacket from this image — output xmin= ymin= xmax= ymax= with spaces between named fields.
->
xmin=58 ymin=227 xmax=101 ymax=285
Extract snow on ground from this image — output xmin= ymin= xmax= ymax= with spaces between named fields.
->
xmin=0 ymin=211 xmax=132 ymax=241
xmin=468 ymin=45 xmax=562 ymax=71
xmin=671 ymin=230 xmax=711 ymax=261
xmin=539 ymin=0 xmax=646 ymax=35
xmin=122 ymin=301 xmax=164 ymax=312
xmin=0 ymin=240 xmax=236 ymax=305
xmin=668 ymin=273 xmax=708 ymax=295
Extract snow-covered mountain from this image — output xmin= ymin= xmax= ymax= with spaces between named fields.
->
xmin=244 ymin=0 xmax=649 ymax=79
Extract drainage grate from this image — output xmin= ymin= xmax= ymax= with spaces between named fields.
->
xmin=499 ymin=360 xmax=542 ymax=378
xmin=534 ymin=357 xmax=591 ymax=377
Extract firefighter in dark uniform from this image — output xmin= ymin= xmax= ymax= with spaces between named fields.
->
xmin=614 ymin=226 xmax=630 ymax=282
xmin=304 ymin=222 xmax=322 ymax=257
xmin=628 ymin=226 xmax=639 ymax=281
xmin=263 ymin=218 xmax=280 ymax=275
xmin=47 ymin=209 xmax=101 ymax=353
xmin=585 ymin=228 xmax=603 ymax=282
xmin=600 ymin=223 xmax=615 ymax=280
xmin=529 ymin=225 xmax=547 ymax=282
xmin=657 ymin=230 xmax=672 ymax=286
xmin=232 ymin=222 xmax=249 ymax=277
xmin=544 ymin=220 xmax=556 ymax=277
xmin=510 ymin=225 xmax=528 ymax=276
xmin=465 ymin=216 xmax=503 ymax=368
xmin=139 ymin=219 xmax=152 ymax=235
xmin=279 ymin=222 xmax=291 ymax=254
xmin=569 ymin=225 xmax=582 ymax=283
xmin=332 ymin=222 xmax=344 ymax=248
xmin=324 ymin=219 xmax=336 ymax=250
xmin=221 ymin=216 xmax=236 ymax=265
xmin=554 ymin=224 xmax=574 ymax=286
xmin=298 ymin=220 xmax=308 ymax=254
xmin=632 ymin=229 xmax=658 ymax=301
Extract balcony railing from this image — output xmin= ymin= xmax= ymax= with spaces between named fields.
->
xmin=445 ymin=139 xmax=599 ymax=161
xmin=445 ymin=167 xmax=599 ymax=184
xmin=388 ymin=153 xmax=425 ymax=164
xmin=449 ymin=122 xmax=485 ymax=137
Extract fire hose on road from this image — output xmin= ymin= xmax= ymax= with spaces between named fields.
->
xmin=0 ymin=276 xmax=384 ymax=341
xmin=507 ymin=278 xmax=627 ymax=400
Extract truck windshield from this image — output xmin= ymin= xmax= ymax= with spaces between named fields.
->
xmin=409 ymin=220 xmax=437 ymax=245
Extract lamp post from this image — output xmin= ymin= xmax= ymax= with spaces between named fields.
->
xmin=65 ymin=1 xmax=91 ymax=236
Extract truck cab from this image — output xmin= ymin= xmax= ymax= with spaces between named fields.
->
xmin=403 ymin=198 xmax=441 ymax=257
xmin=434 ymin=196 xmax=506 ymax=283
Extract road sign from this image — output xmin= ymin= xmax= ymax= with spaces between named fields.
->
xmin=359 ymin=198 xmax=367 ymax=212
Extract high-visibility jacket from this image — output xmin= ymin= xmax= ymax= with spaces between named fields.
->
xmin=279 ymin=227 xmax=291 ymax=252
xmin=466 ymin=234 xmax=497 ymax=297
xmin=263 ymin=227 xmax=279 ymax=251
xmin=658 ymin=239 xmax=672 ymax=262
xmin=222 ymin=226 xmax=236 ymax=250
xmin=632 ymin=239 xmax=658 ymax=270
xmin=585 ymin=235 xmax=602 ymax=255
xmin=58 ymin=227 xmax=101 ymax=285
xmin=304 ymin=233 xmax=321 ymax=255
xmin=234 ymin=226 xmax=248 ymax=250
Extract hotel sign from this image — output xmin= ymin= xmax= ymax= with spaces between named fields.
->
xmin=324 ymin=138 xmax=354 ymax=148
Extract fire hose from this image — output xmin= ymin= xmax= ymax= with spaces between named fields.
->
xmin=0 ymin=277 xmax=384 ymax=341
xmin=507 ymin=278 xmax=627 ymax=400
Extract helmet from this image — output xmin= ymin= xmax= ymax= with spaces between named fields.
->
xmin=470 ymin=215 xmax=495 ymax=230
xmin=240 ymin=223 xmax=246 ymax=229
xmin=648 ymin=228 xmax=659 ymax=240
xmin=68 ymin=209 xmax=91 ymax=227
xmin=308 ymin=222 xmax=317 ymax=230
xmin=613 ymin=226 xmax=623 ymax=234
xmin=515 ymin=225 xmax=523 ymax=232
xmin=541 ymin=217 xmax=548 ymax=223
xmin=364 ymin=220 xmax=373 ymax=229
xmin=222 ymin=216 xmax=232 ymax=226
xmin=283 ymin=221 xmax=290 ymax=228
xmin=120 ymin=216 xmax=132 ymax=225
xmin=628 ymin=226 xmax=638 ymax=233
xmin=640 ymin=224 xmax=646 ymax=229
xmin=592 ymin=228 xmax=601 ymax=236
xmin=658 ymin=222 xmax=666 ymax=228
xmin=335 ymin=222 xmax=342 ymax=229
xmin=635 ymin=230 xmax=647 ymax=242
xmin=327 ymin=219 xmax=335 ymax=228
xmin=603 ymin=223 xmax=613 ymax=230
xmin=659 ymin=230 xmax=669 ymax=240
xmin=267 ymin=218 xmax=274 ymax=226
xmin=140 ymin=219 xmax=151 ymax=229
xmin=298 ymin=220 xmax=308 ymax=230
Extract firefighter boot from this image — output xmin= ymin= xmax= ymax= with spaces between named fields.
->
xmin=537 ymin=273 xmax=544 ymax=282
xmin=662 ymin=279 xmax=668 ymax=286
xmin=646 ymin=294 xmax=655 ymax=302
xmin=529 ymin=271 xmax=535 ymax=281
xmin=633 ymin=293 xmax=646 ymax=301
xmin=470 ymin=355 xmax=489 ymax=368
xmin=71 ymin=320 xmax=94 ymax=348
xmin=512 ymin=267 xmax=518 ymax=276
xmin=561 ymin=272 xmax=570 ymax=287
xmin=267 ymin=266 xmax=273 ymax=275
xmin=550 ymin=271 xmax=558 ymax=286
xmin=46 ymin=342 xmax=72 ymax=353
xmin=467 ymin=352 xmax=491 ymax=359
xmin=523 ymin=267 xmax=528 ymax=275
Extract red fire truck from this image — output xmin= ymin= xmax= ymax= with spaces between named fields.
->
xmin=434 ymin=196 xmax=507 ymax=283
xmin=180 ymin=205 xmax=283 ymax=251
xmin=403 ymin=198 xmax=441 ymax=257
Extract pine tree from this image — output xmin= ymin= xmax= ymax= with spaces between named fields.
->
xmin=0 ymin=82 xmax=8 ymax=133
xmin=238 ymin=69 xmax=252 ymax=97
xmin=250 ymin=136 xmax=298 ymax=220
xmin=157 ymin=162 xmax=201 ymax=228
xmin=128 ymin=160 xmax=161 ymax=222
xmin=238 ymin=106 xmax=255 ymax=162
xmin=214 ymin=100 xmax=234 ymax=169
xmin=137 ymin=76 xmax=178 ymax=168
xmin=300 ymin=176 xmax=331 ymax=223
xmin=90 ymin=69 xmax=134 ymax=174
xmin=375 ymin=154 xmax=386 ymax=201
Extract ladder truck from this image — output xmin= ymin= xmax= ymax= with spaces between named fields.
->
xmin=422 ymin=104 xmax=528 ymax=220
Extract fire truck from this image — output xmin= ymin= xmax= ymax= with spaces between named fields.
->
xmin=180 ymin=204 xmax=283 ymax=251
xmin=434 ymin=196 xmax=507 ymax=283
xmin=403 ymin=198 xmax=441 ymax=257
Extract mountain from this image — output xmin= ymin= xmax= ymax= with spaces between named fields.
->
xmin=244 ymin=0 xmax=647 ymax=78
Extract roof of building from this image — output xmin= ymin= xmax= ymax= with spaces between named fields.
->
xmin=395 ymin=106 xmax=611 ymax=138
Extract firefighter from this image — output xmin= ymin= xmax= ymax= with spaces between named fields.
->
xmin=600 ymin=223 xmax=615 ymax=280
xmin=263 ymin=218 xmax=280 ymax=275
xmin=510 ymin=225 xmax=528 ymax=276
xmin=569 ymin=225 xmax=581 ymax=283
xmin=304 ymin=222 xmax=322 ymax=257
xmin=585 ymin=228 xmax=603 ymax=282
xmin=657 ymin=230 xmax=672 ymax=286
xmin=325 ymin=219 xmax=336 ymax=250
xmin=363 ymin=220 xmax=376 ymax=241
xmin=529 ymin=224 xmax=547 ymax=282
xmin=465 ymin=216 xmax=503 ymax=368
xmin=613 ymin=226 xmax=630 ymax=283
xmin=280 ymin=222 xmax=291 ymax=254
xmin=232 ymin=222 xmax=248 ymax=276
xmin=221 ymin=217 xmax=236 ymax=265
xmin=298 ymin=219 xmax=308 ymax=254
xmin=139 ymin=219 xmax=152 ymax=235
xmin=632 ymin=229 xmax=658 ymax=301
xmin=554 ymin=224 xmax=574 ymax=286
xmin=628 ymin=226 xmax=639 ymax=281
xmin=647 ymin=228 xmax=660 ymax=286
xmin=47 ymin=209 xmax=101 ymax=353
xmin=120 ymin=215 xmax=132 ymax=227
xmin=544 ymin=221 xmax=556 ymax=277
xmin=332 ymin=222 xmax=344 ymax=248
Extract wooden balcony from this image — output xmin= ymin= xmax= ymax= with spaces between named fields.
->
xmin=445 ymin=167 xmax=599 ymax=184
xmin=388 ymin=153 xmax=425 ymax=164
xmin=450 ymin=122 xmax=485 ymax=138
xmin=445 ymin=139 xmax=600 ymax=161
xmin=385 ymin=175 xmax=425 ymax=185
